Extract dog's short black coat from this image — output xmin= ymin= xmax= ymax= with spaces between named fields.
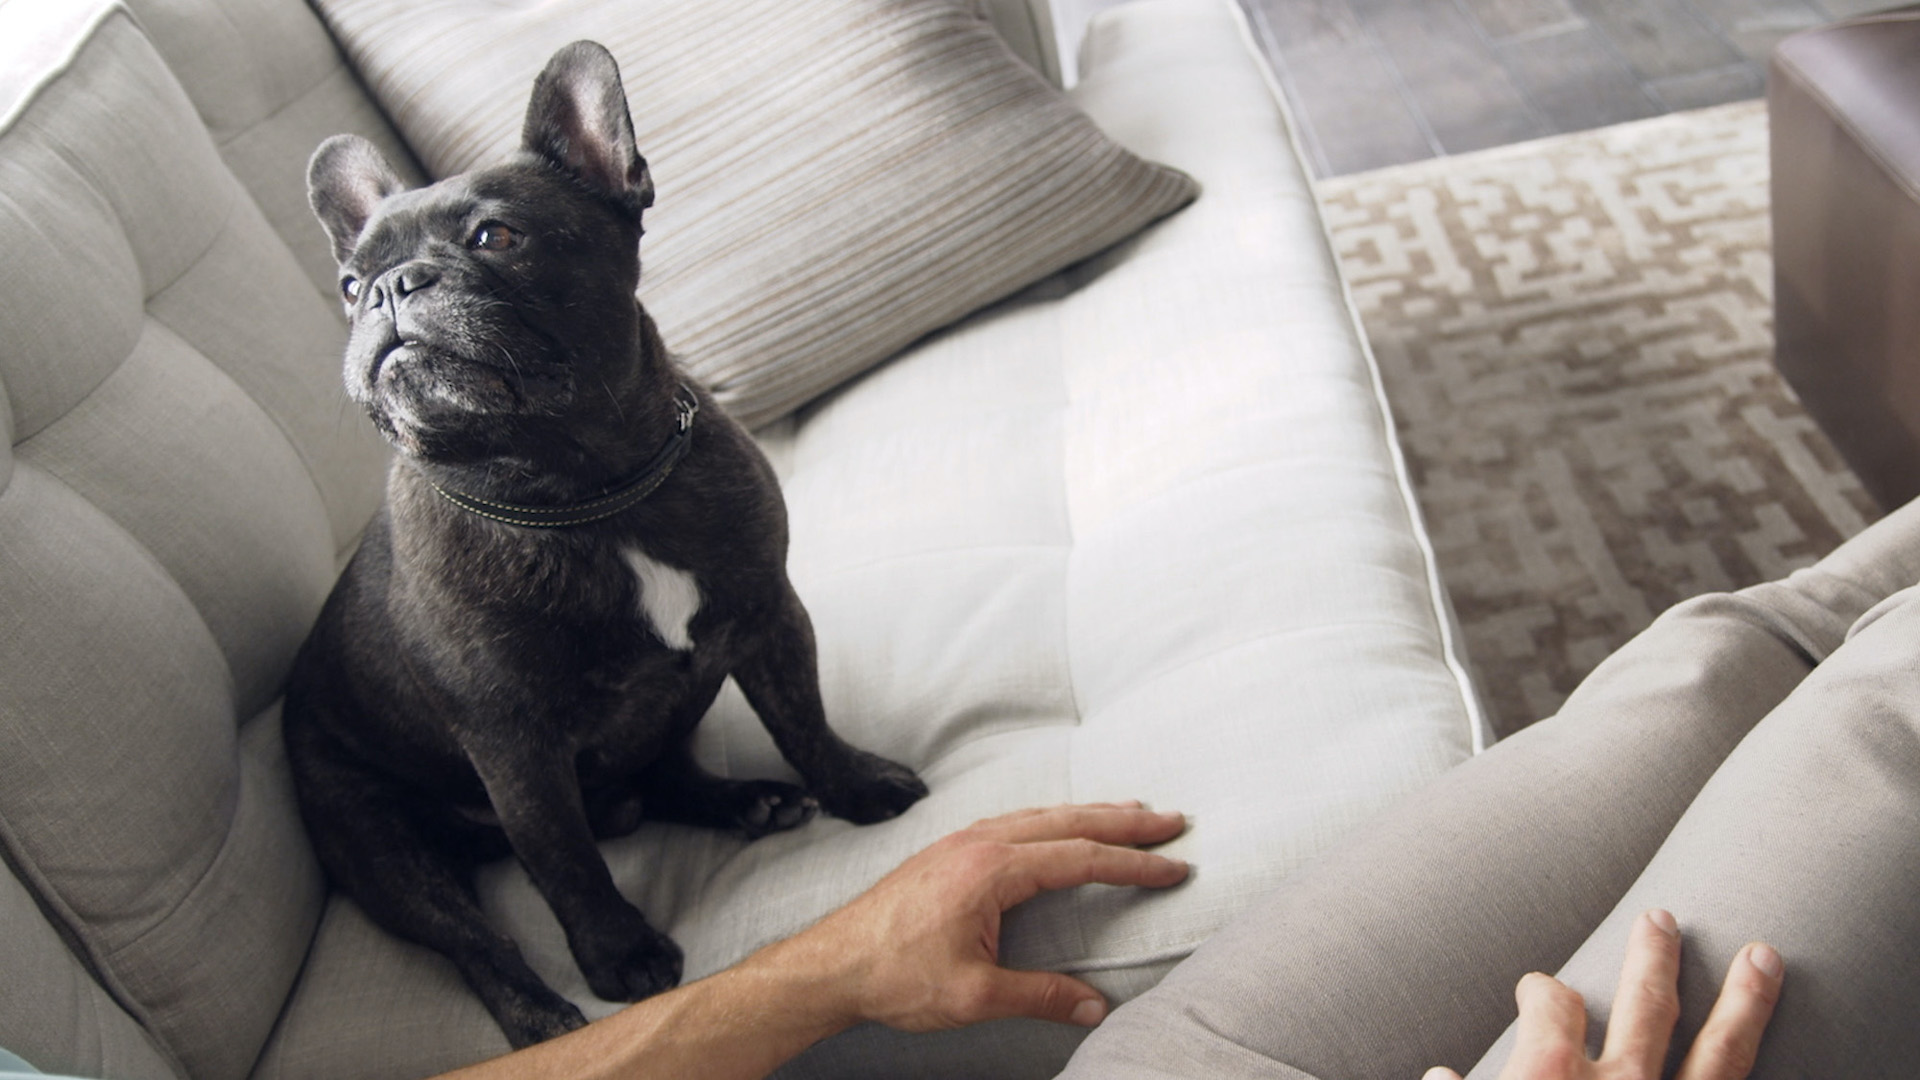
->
xmin=284 ymin=41 xmax=927 ymax=1048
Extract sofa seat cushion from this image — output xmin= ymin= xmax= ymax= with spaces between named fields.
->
xmin=254 ymin=2 xmax=1480 ymax=1078
xmin=0 ymin=861 xmax=177 ymax=1080
xmin=307 ymin=0 xmax=1198 ymax=429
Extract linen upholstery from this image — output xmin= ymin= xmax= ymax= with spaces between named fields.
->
xmin=0 ymin=863 xmax=176 ymax=1080
xmin=0 ymin=5 xmax=386 ymax=1078
xmin=306 ymin=0 xmax=1200 ymax=428
xmin=124 ymin=0 xmax=427 ymax=306
xmin=254 ymin=2 xmax=1480 ymax=1077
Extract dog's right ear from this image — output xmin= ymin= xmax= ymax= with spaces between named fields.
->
xmin=308 ymin=135 xmax=406 ymax=263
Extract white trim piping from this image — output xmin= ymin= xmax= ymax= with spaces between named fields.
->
xmin=1218 ymin=0 xmax=1492 ymax=754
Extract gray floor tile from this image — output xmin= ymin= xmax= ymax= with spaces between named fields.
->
xmin=1256 ymin=0 xmax=1369 ymax=50
xmin=1646 ymin=60 xmax=1768 ymax=107
xmin=1218 ymin=0 xmax=1879 ymax=178
xmin=1685 ymin=0 xmax=1827 ymax=61
xmin=1497 ymin=25 xmax=1664 ymax=131
xmin=1568 ymin=0 xmax=1743 ymax=79
xmin=1278 ymin=37 xmax=1439 ymax=173
xmin=1350 ymin=0 xmax=1550 ymax=153
xmin=1459 ymin=0 xmax=1585 ymax=40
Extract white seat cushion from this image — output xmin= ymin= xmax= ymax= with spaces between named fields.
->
xmin=255 ymin=2 xmax=1480 ymax=1077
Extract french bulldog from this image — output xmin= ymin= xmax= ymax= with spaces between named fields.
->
xmin=283 ymin=40 xmax=927 ymax=1048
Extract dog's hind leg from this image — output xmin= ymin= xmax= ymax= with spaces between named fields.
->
xmin=634 ymin=740 xmax=818 ymax=839
xmin=464 ymin=739 xmax=684 ymax=1005
xmin=333 ymin=827 xmax=588 ymax=1049
xmin=286 ymin=720 xmax=586 ymax=1048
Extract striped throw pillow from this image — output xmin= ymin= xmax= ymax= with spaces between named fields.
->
xmin=310 ymin=0 xmax=1198 ymax=427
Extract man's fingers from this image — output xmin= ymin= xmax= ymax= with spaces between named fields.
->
xmin=1675 ymin=943 xmax=1783 ymax=1080
xmin=993 ymin=838 xmax=1189 ymax=907
xmin=964 ymin=803 xmax=1186 ymax=847
xmin=1601 ymin=909 xmax=1684 ymax=1071
xmin=1508 ymin=973 xmax=1588 ymax=1074
xmin=962 ymin=967 xmax=1109 ymax=1028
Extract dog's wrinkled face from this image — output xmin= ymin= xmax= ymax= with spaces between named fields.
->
xmin=330 ymin=166 xmax=635 ymax=458
xmin=308 ymin=42 xmax=654 ymax=461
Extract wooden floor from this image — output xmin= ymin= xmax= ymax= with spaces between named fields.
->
xmin=1057 ymin=0 xmax=1911 ymax=178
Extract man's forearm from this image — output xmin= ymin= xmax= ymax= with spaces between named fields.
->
xmin=429 ymin=805 xmax=1189 ymax=1080
xmin=439 ymin=939 xmax=856 ymax=1080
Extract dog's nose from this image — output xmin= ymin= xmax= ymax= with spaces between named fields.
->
xmin=367 ymin=260 xmax=439 ymax=312
xmin=390 ymin=260 xmax=440 ymax=298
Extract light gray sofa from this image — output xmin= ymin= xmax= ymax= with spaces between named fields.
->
xmin=0 ymin=1 xmax=1485 ymax=1078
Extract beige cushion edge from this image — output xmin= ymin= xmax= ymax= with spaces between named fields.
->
xmin=1199 ymin=0 xmax=1489 ymax=749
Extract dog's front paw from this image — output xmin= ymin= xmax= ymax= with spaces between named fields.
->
xmin=813 ymin=751 xmax=928 ymax=825
xmin=574 ymin=910 xmax=684 ymax=1003
xmin=730 ymin=780 xmax=819 ymax=839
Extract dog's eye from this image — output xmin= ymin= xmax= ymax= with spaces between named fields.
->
xmin=470 ymin=223 xmax=519 ymax=252
xmin=341 ymin=276 xmax=362 ymax=303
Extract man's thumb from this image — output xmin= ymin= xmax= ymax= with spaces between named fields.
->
xmin=992 ymin=970 xmax=1109 ymax=1027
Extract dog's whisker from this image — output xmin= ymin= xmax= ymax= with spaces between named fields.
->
xmin=600 ymin=376 xmax=625 ymax=422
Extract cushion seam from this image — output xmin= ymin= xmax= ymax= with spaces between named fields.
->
xmin=141 ymin=179 xmax=241 ymax=300
xmin=209 ymin=60 xmax=354 ymax=152
xmin=144 ymin=236 xmax=344 ymax=559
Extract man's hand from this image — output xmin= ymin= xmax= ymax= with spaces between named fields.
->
xmin=1424 ymin=909 xmax=1784 ymax=1080
xmin=437 ymin=801 xmax=1187 ymax=1080
xmin=770 ymin=801 xmax=1191 ymax=1033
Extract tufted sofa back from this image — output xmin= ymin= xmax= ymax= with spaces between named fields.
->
xmin=0 ymin=1 xmax=400 ymax=1075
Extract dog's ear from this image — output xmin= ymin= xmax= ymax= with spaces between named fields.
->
xmin=522 ymin=41 xmax=654 ymax=218
xmin=308 ymin=135 xmax=406 ymax=264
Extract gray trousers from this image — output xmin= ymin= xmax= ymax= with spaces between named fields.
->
xmin=1062 ymin=497 xmax=1920 ymax=1080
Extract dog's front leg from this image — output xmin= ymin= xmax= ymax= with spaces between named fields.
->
xmin=733 ymin=580 xmax=928 ymax=824
xmin=466 ymin=739 xmax=683 ymax=1001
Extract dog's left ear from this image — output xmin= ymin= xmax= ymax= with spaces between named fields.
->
xmin=523 ymin=41 xmax=654 ymax=219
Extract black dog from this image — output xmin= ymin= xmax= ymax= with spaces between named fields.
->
xmin=284 ymin=41 xmax=927 ymax=1048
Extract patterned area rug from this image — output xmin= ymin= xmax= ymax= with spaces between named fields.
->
xmin=1317 ymin=100 xmax=1879 ymax=740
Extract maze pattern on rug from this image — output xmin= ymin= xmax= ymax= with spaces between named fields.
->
xmin=1317 ymin=100 xmax=1879 ymax=739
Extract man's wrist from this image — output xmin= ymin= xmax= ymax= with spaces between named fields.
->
xmin=726 ymin=926 xmax=869 ymax=1043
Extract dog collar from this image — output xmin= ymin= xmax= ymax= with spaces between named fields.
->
xmin=425 ymin=385 xmax=699 ymax=528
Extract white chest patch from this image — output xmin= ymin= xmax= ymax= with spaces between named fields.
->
xmin=620 ymin=547 xmax=701 ymax=651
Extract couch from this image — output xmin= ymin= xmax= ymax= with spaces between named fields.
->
xmin=0 ymin=1 xmax=1486 ymax=1077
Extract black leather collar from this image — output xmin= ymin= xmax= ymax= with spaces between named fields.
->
xmin=425 ymin=385 xmax=699 ymax=528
